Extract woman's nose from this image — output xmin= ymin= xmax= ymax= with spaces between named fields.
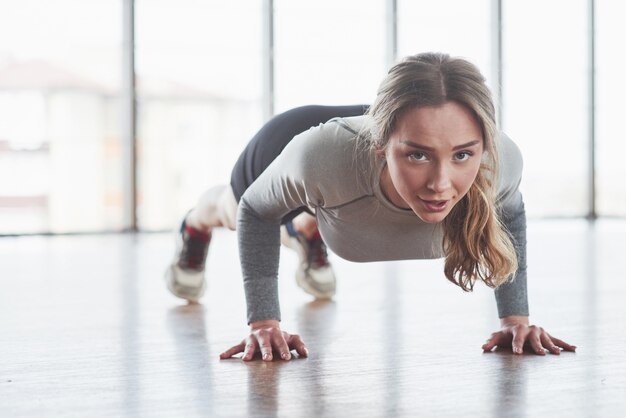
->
xmin=426 ymin=164 xmax=451 ymax=193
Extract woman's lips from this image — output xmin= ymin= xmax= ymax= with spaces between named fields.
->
xmin=420 ymin=199 xmax=449 ymax=212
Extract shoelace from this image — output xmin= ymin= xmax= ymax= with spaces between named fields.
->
xmin=307 ymin=236 xmax=329 ymax=269
xmin=180 ymin=230 xmax=210 ymax=271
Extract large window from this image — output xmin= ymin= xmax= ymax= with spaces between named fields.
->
xmin=0 ymin=0 xmax=123 ymax=233
xmin=135 ymin=0 xmax=263 ymax=230
xmin=1 ymin=1 xmax=623 ymax=235
xmin=502 ymin=0 xmax=589 ymax=217
xmin=398 ymin=0 xmax=492 ymax=87
xmin=596 ymin=0 xmax=626 ymax=216
xmin=274 ymin=0 xmax=386 ymax=112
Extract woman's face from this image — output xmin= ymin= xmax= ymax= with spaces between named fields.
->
xmin=380 ymin=101 xmax=484 ymax=224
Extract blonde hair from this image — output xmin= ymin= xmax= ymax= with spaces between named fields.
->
xmin=361 ymin=52 xmax=518 ymax=290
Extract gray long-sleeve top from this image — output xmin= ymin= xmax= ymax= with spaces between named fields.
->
xmin=237 ymin=115 xmax=528 ymax=324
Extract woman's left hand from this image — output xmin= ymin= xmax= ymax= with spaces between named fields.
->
xmin=482 ymin=315 xmax=577 ymax=355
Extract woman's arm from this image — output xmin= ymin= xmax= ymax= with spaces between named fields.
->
xmin=218 ymin=163 xmax=309 ymax=361
xmin=485 ymin=134 xmax=576 ymax=354
xmin=485 ymin=204 xmax=576 ymax=354
xmin=493 ymin=201 xmax=529 ymax=318
xmin=482 ymin=135 xmax=576 ymax=355
xmin=220 ymin=121 xmax=357 ymax=361
xmin=219 ymin=198 xmax=310 ymax=361
xmin=237 ymin=199 xmax=283 ymax=324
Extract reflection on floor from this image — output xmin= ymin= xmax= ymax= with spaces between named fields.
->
xmin=1 ymin=219 xmax=625 ymax=417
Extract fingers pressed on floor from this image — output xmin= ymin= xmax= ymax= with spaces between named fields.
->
xmin=540 ymin=334 xmax=561 ymax=355
xmin=512 ymin=329 xmax=529 ymax=354
xmin=243 ymin=340 xmax=258 ymax=361
xmin=551 ymin=336 xmax=577 ymax=352
xmin=220 ymin=343 xmax=245 ymax=359
xmin=271 ymin=333 xmax=291 ymax=360
xmin=288 ymin=335 xmax=308 ymax=357
xmin=525 ymin=329 xmax=545 ymax=355
xmin=259 ymin=344 xmax=274 ymax=361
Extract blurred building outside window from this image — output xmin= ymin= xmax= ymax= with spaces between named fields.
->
xmin=0 ymin=0 xmax=124 ymax=233
xmin=0 ymin=0 xmax=623 ymax=236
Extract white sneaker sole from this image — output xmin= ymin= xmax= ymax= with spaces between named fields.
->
xmin=164 ymin=220 xmax=207 ymax=303
xmin=165 ymin=264 xmax=206 ymax=303
xmin=295 ymin=266 xmax=336 ymax=299
xmin=281 ymin=226 xmax=336 ymax=299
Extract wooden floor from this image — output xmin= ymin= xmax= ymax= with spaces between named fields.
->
xmin=1 ymin=219 xmax=625 ymax=417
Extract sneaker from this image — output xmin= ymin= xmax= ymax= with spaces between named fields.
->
xmin=280 ymin=222 xmax=336 ymax=299
xmin=164 ymin=216 xmax=211 ymax=303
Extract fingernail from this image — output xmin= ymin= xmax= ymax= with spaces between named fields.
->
xmin=514 ymin=347 xmax=522 ymax=354
xmin=304 ymin=348 xmax=309 ymax=357
xmin=263 ymin=353 xmax=271 ymax=361
xmin=281 ymin=352 xmax=290 ymax=360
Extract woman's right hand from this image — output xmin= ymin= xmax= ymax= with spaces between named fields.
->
xmin=219 ymin=319 xmax=309 ymax=361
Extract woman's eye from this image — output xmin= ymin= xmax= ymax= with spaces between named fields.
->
xmin=409 ymin=152 xmax=426 ymax=161
xmin=455 ymin=152 xmax=471 ymax=161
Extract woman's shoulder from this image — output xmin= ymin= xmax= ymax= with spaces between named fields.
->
xmin=282 ymin=115 xmax=368 ymax=163
xmin=498 ymin=133 xmax=523 ymax=177
xmin=496 ymin=132 xmax=524 ymax=208
xmin=297 ymin=114 xmax=366 ymax=145
xmin=324 ymin=115 xmax=367 ymax=136
xmin=276 ymin=115 xmax=374 ymax=205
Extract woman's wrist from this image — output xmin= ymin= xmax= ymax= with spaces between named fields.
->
xmin=500 ymin=315 xmax=529 ymax=327
xmin=250 ymin=319 xmax=280 ymax=330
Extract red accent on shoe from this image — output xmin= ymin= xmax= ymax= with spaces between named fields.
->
xmin=185 ymin=224 xmax=211 ymax=241
xmin=307 ymin=232 xmax=328 ymax=268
